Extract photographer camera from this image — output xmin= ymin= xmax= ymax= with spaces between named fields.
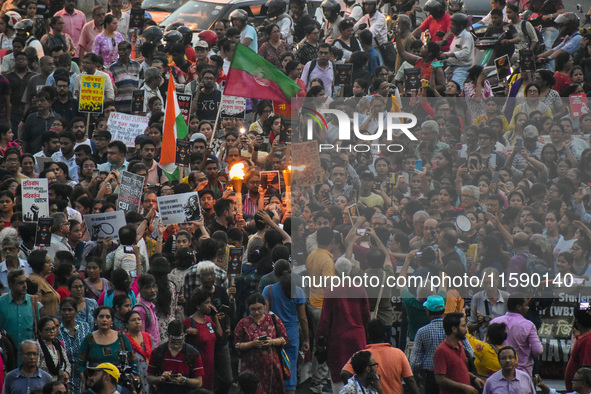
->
xmin=117 ymin=351 xmax=142 ymax=394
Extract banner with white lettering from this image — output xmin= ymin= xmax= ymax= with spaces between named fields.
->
xmin=22 ymin=178 xmax=49 ymax=222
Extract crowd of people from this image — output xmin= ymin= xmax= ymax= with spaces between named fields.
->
xmin=0 ymin=0 xmax=588 ymax=392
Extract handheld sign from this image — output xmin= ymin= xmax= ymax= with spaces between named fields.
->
xmin=35 ymin=217 xmax=53 ymax=247
xmin=177 ymin=93 xmax=192 ymax=125
xmin=176 ymin=139 xmax=191 ymax=167
xmin=260 ymin=171 xmax=281 ymax=196
xmin=519 ymin=50 xmax=536 ymax=72
xmin=570 ymin=94 xmax=589 ymax=118
xmin=279 ymin=117 xmax=292 ymax=145
xmin=107 ymin=112 xmax=150 ymax=147
xmin=84 ymin=211 xmax=126 ymax=241
xmin=158 ymin=192 xmax=201 ymax=225
xmin=131 ymin=90 xmax=144 ymax=114
xmin=404 ymin=68 xmax=421 ymax=92
xmin=118 ymin=171 xmax=145 ymax=212
xmin=79 ymin=75 xmax=105 ymax=113
xmin=228 ymin=246 xmax=244 ymax=277
xmin=221 ymin=95 xmax=246 ymax=118
xmin=334 ymin=63 xmax=353 ymax=85
xmin=22 ymin=178 xmax=49 ymax=222
xmin=495 ymin=55 xmax=511 ymax=80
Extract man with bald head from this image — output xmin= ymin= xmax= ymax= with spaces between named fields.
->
xmin=411 ymin=218 xmax=439 ymax=250
xmin=507 ymin=232 xmax=531 ymax=277
xmin=409 ymin=211 xmax=430 ymax=248
xmin=468 ymin=268 xmax=510 ymax=340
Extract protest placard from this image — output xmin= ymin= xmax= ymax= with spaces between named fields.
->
xmin=228 ymin=246 xmax=244 ymax=277
xmin=404 ymin=68 xmax=421 ymax=92
xmin=495 ymin=55 xmax=511 ymax=80
xmin=131 ymin=90 xmax=144 ymax=114
xmin=221 ymin=95 xmax=246 ymax=118
xmin=291 ymin=141 xmax=324 ymax=186
xmin=118 ymin=171 xmax=145 ymax=212
xmin=177 ymin=93 xmax=192 ymax=125
xmin=129 ymin=7 xmax=144 ymax=31
xmin=158 ymin=192 xmax=201 ymax=225
xmin=261 ymin=171 xmax=281 ymax=196
xmin=35 ymin=217 xmax=53 ymax=247
xmin=334 ymin=63 xmax=353 ymax=85
xmin=84 ymin=211 xmax=126 ymax=241
xmin=176 ymin=140 xmax=191 ymax=167
xmin=79 ymin=75 xmax=105 ymax=113
xmin=107 ymin=112 xmax=150 ymax=147
xmin=22 ymin=178 xmax=49 ymax=222
xmin=570 ymin=94 xmax=589 ymax=118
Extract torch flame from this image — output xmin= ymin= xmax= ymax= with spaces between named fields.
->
xmin=229 ymin=163 xmax=246 ymax=180
xmin=289 ymin=165 xmax=306 ymax=171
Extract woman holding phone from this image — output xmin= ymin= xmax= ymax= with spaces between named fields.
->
xmin=234 ymin=293 xmax=288 ymax=394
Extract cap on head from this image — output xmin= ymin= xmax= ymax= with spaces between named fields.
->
xmin=88 ymin=363 xmax=120 ymax=382
xmin=423 ymin=295 xmax=445 ymax=312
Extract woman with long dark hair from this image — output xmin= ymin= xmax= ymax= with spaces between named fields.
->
xmin=262 ymin=260 xmax=309 ymax=394
xmin=36 ymin=316 xmax=71 ymax=383
xmin=149 ymin=256 xmax=179 ymax=343
xmin=68 ymin=275 xmax=98 ymax=328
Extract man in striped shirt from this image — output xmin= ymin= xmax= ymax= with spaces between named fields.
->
xmin=109 ymin=41 xmax=143 ymax=112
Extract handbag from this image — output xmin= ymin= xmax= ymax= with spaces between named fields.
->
xmin=367 ymin=19 xmax=397 ymax=68
xmin=268 ymin=285 xmax=292 ymax=380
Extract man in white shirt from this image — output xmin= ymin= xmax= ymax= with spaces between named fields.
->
xmin=46 ymin=212 xmax=74 ymax=260
xmin=440 ymin=13 xmax=474 ymax=87
xmin=478 ymin=0 xmax=508 ymax=26
xmin=354 ymin=0 xmax=387 ymax=46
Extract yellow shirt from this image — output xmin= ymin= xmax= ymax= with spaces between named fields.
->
xmin=466 ymin=333 xmax=502 ymax=377
xmin=444 ymin=289 xmax=464 ymax=314
xmin=305 ymin=247 xmax=334 ymax=309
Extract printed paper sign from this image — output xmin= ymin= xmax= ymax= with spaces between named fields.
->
xmin=129 ymin=7 xmax=145 ymax=31
xmin=334 ymin=63 xmax=353 ymax=85
xmin=158 ymin=192 xmax=201 ymax=225
xmin=177 ymin=93 xmax=192 ymax=125
xmin=107 ymin=112 xmax=150 ymax=147
xmin=35 ymin=217 xmax=53 ymax=247
xmin=221 ymin=95 xmax=246 ymax=118
xmin=495 ymin=55 xmax=511 ymax=80
xmin=260 ymin=171 xmax=281 ymax=195
xmin=118 ymin=171 xmax=145 ymax=212
xmin=176 ymin=140 xmax=191 ymax=167
xmin=131 ymin=90 xmax=144 ymax=114
xmin=84 ymin=211 xmax=126 ymax=241
xmin=570 ymin=94 xmax=589 ymax=118
xmin=79 ymin=75 xmax=105 ymax=113
xmin=21 ymin=178 xmax=49 ymax=222
xmin=404 ymin=68 xmax=421 ymax=92
xmin=228 ymin=246 xmax=244 ymax=277
xmin=519 ymin=50 xmax=536 ymax=72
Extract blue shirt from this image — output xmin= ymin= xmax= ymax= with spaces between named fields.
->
xmin=51 ymin=150 xmax=79 ymax=182
xmin=0 ymin=293 xmax=39 ymax=345
xmin=3 ymin=368 xmax=52 ymax=394
xmin=241 ymin=25 xmax=258 ymax=52
xmin=409 ymin=317 xmax=474 ymax=371
xmin=366 ymin=47 xmax=381 ymax=75
xmin=0 ymin=259 xmax=32 ymax=292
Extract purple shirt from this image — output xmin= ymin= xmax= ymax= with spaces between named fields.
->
xmin=490 ymin=312 xmax=543 ymax=376
xmin=133 ymin=297 xmax=160 ymax=347
xmin=482 ymin=368 xmax=536 ymax=394
xmin=92 ymin=32 xmax=126 ymax=66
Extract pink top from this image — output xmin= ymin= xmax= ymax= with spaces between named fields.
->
xmin=55 ymin=8 xmax=87 ymax=56
xmin=79 ymin=20 xmax=104 ymax=54
xmin=92 ymin=32 xmax=125 ymax=66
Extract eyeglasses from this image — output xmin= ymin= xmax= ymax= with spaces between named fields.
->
xmin=42 ymin=326 xmax=57 ymax=332
xmin=83 ymin=164 xmax=96 ymax=169
xmin=22 ymin=352 xmax=39 ymax=357
xmin=249 ymin=306 xmax=264 ymax=312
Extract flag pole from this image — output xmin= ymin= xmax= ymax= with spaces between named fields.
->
xmin=209 ymin=94 xmax=224 ymax=148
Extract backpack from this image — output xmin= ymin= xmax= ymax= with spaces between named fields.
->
xmin=521 ymin=21 xmax=544 ymax=54
xmin=150 ymin=343 xmax=200 ymax=378
xmin=518 ymin=252 xmax=553 ymax=296
xmin=133 ymin=302 xmax=152 ymax=329
xmin=0 ymin=330 xmax=18 ymax=372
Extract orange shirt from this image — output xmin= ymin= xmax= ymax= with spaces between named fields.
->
xmin=342 ymin=343 xmax=413 ymax=394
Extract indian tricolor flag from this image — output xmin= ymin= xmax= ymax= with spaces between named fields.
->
xmin=160 ymin=71 xmax=189 ymax=181
xmin=224 ymin=43 xmax=301 ymax=103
